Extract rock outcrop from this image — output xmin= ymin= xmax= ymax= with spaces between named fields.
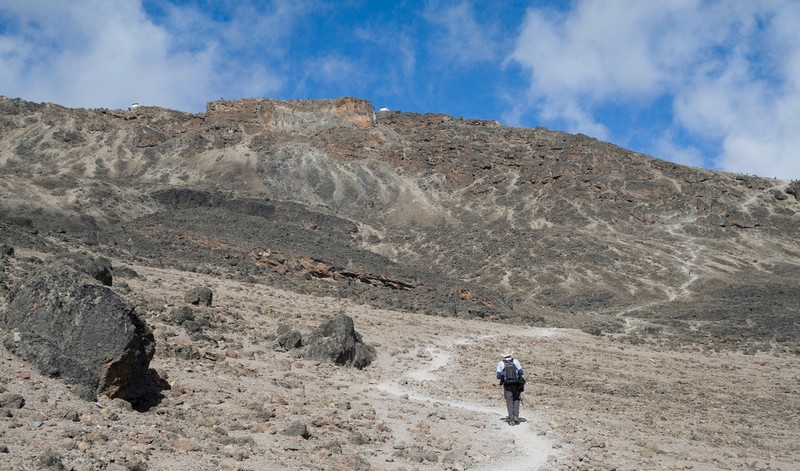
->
xmin=0 ymin=262 xmax=155 ymax=400
xmin=303 ymin=314 xmax=374 ymax=369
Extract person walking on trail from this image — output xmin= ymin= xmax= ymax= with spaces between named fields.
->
xmin=496 ymin=351 xmax=524 ymax=425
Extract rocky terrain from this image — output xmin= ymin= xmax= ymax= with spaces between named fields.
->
xmin=0 ymin=95 xmax=798 ymax=470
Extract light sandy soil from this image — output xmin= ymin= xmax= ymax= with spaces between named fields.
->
xmin=1 ymin=254 xmax=799 ymax=470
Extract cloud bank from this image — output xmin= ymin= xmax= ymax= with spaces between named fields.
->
xmin=0 ymin=0 xmax=293 ymax=111
xmin=508 ymin=0 xmax=800 ymax=178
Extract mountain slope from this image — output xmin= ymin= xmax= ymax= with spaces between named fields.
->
xmin=1 ymin=95 xmax=798 ymax=350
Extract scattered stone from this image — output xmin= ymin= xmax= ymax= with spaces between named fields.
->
xmin=183 ymin=320 xmax=202 ymax=333
xmin=442 ymin=449 xmax=467 ymax=465
xmin=82 ymin=232 xmax=99 ymax=246
xmin=36 ymin=450 xmax=66 ymax=470
xmin=168 ymin=306 xmax=194 ymax=325
xmin=284 ymin=421 xmax=311 ymax=439
xmin=0 ymin=393 xmax=25 ymax=409
xmin=340 ymin=453 xmax=372 ymax=471
xmin=278 ymin=329 xmax=303 ymax=350
xmin=185 ymin=286 xmax=213 ymax=306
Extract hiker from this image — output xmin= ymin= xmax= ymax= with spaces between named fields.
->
xmin=496 ymin=351 xmax=524 ymax=425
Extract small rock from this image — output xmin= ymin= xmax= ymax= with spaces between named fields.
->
xmin=183 ymin=320 xmax=202 ymax=333
xmin=36 ymin=450 xmax=66 ymax=470
xmin=340 ymin=453 xmax=372 ymax=471
xmin=284 ymin=421 xmax=311 ymax=439
xmin=168 ymin=306 xmax=194 ymax=325
xmin=185 ymin=286 xmax=213 ymax=306
xmin=0 ymin=393 xmax=25 ymax=409
xmin=277 ymin=330 xmax=303 ymax=349
xmin=82 ymin=232 xmax=99 ymax=246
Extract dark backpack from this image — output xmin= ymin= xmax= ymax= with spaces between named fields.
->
xmin=502 ymin=359 xmax=519 ymax=384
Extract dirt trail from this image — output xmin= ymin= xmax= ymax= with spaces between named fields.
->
xmin=362 ymin=328 xmax=562 ymax=470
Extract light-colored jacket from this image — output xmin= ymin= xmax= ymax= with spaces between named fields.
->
xmin=496 ymin=357 xmax=523 ymax=380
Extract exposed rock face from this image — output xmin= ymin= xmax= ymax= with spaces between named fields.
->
xmin=304 ymin=314 xmax=375 ymax=368
xmin=205 ymin=96 xmax=376 ymax=134
xmin=0 ymin=264 xmax=155 ymax=400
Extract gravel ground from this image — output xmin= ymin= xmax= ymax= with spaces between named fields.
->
xmin=2 ymin=251 xmax=798 ymax=471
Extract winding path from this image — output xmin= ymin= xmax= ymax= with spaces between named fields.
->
xmin=373 ymin=332 xmax=559 ymax=470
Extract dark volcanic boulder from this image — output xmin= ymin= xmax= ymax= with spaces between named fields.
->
xmin=277 ymin=328 xmax=303 ymax=350
xmin=166 ymin=306 xmax=194 ymax=326
xmin=185 ymin=286 xmax=213 ymax=306
xmin=0 ymin=265 xmax=155 ymax=400
xmin=303 ymin=314 xmax=375 ymax=369
xmin=276 ymin=323 xmax=303 ymax=349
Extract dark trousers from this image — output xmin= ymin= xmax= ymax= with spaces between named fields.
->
xmin=503 ymin=384 xmax=521 ymax=418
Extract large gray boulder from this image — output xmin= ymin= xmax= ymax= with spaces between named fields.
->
xmin=303 ymin=314 xmax=374 ymax=369
xmin=0 ymin=264 xmax=155 ymax=400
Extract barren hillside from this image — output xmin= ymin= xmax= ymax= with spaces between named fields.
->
xmin=0 ymin=96 xmax=798 ymax=470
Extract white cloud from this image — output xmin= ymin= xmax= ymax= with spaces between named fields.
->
xmin=352 ymin=26 xmax=417 ymax=99
xmin=509 ymin=0 xmax=800 ymax=179
xmin=0 ymin=0 xmax=294 ymax=111
xmin=423 ymin=1 xmax=500 ymax=65
xmin=652 ymin=137 xmax=706 ymax=170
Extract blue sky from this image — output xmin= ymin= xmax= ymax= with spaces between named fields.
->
xmin=1 ymin=1 xmax=798 ymax=179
